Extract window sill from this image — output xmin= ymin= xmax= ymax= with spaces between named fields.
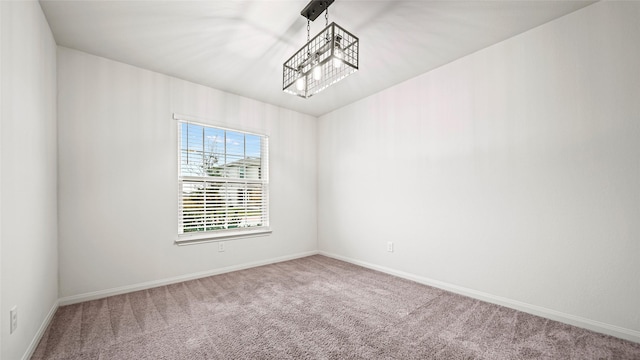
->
xmin=175 ymin=228 xmax=272 ymax=246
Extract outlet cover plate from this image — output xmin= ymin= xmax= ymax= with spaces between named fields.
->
xmin=10 ymin=306 xmax=17 ymax=334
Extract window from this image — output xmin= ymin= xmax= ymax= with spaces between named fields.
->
xmin=176 ymin=117 xmax=269 ymax=243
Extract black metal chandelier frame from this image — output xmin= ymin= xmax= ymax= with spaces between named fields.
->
xmin=283 ymin=0 xmax=359 ymax=99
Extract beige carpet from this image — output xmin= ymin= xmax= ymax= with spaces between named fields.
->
xmin=31 ymin=255 xmax=640 ymax=359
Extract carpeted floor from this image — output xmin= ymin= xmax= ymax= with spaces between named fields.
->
xmin=32 ymin=255 xmax=640 ymax=359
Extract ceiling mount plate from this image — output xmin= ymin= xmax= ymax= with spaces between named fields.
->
xmin=301 ymin=0 xmax=335 ymax=21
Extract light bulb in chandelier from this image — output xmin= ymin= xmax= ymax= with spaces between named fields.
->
xmin=296 ymin=76 xmax=305 ymax=91
xmin=313 ymin=64 xmax=322 ymax=80
xmin=333 ymin=36 xmax=344 ymax=68
xmin=333 ymin=50 xmax=343 ymax=68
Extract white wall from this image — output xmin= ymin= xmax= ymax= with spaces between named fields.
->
xmin=1 ymin=0 xmax=3 ymax=354
xmin=57 ymin=47 xmax=317 ymax=299
xmin=1 ymin=1 xmax=58 ymax=359
xmin=318 ymin=1 xmax=640 ymax=340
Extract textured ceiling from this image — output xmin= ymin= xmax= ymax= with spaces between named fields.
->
xmin=40 ymin=0 xmax=595 ymax=117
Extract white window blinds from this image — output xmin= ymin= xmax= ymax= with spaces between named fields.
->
xmin=177 ymin=119 xmax=269 ymax=240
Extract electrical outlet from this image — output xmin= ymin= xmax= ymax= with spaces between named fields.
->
xmin=218 ymin=241 xmax=225 ymax=252
xmin=387 ymin=241 xmax=394 ymax=252
xmin=10 ymin=306 xmax=17 ymax=334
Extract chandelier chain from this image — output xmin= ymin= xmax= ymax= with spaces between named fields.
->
xmin=325 ymin=7 xmax=329 ymax=26
xmin=307 ymin=19 xmax=310 ymax=42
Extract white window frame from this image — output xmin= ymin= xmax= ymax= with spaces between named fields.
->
xmin=174 ymin=114 xmax=270 ymax=245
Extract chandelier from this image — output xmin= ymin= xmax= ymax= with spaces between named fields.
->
xmin=283 ymin=0 xmax=359 ymax=98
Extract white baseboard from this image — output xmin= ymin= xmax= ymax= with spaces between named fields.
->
xmin=22 ymin=299 xmax=59 ymax=360
xmin=318 ymin=251 xmax=640 ymax=344
xmin=59 ymin=250 xmax=319 ymax=306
